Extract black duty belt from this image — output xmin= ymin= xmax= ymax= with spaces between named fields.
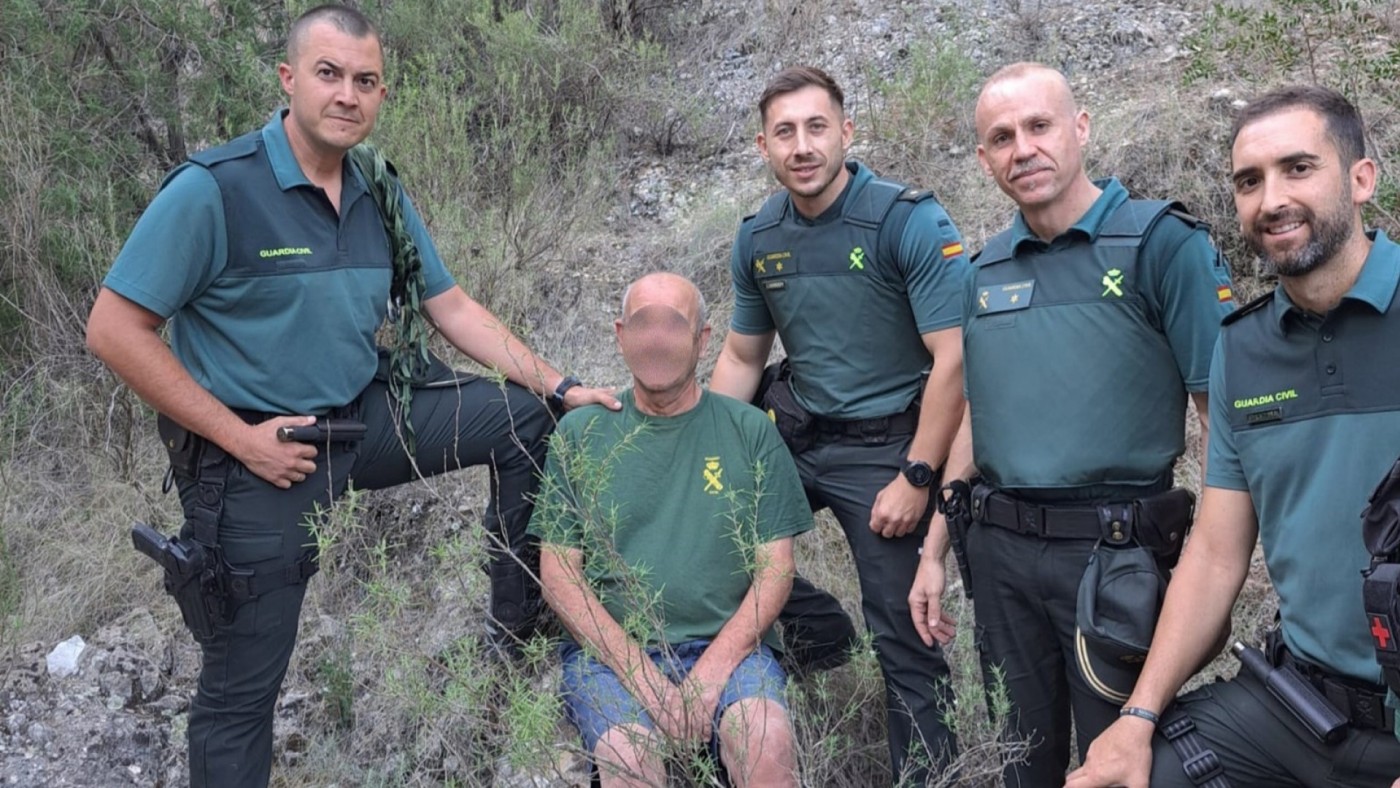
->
xmin=231 ymin=408 xmax=279 ymax=425
xmin=1279 ymin=648 xmax=1393 ymax=733
xmin=974 ymin=489 xmax=1118 ymax=541
xmin=812 ymin=407 xmax=919 ymax=441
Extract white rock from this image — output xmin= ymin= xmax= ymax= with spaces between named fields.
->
xmin=45 ymin=636 xmax=86 ymax=678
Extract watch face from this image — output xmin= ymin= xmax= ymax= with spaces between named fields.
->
xmin=905 ymin=461 xmax=932 ymax=487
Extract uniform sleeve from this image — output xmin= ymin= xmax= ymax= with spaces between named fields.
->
xmin=102 ymin=165 xmax=226 ymax=318
xmin=1204 ymin=337 xmax=1248 ymax=491
xmin=752 ymin=418 xmax=814 ymax=542
xmin=398 ymin=190 xmax=456 ymax=299
xmin=1140 ymin=219 xmax=1235 ymax=392
xmin=898 ymin=200 xmax=973 ymax=334
xmin=728 ymin=217 xmax=775 ymax=335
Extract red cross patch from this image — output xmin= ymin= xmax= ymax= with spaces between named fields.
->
xmin=1372 ymin=615 xmax=1396 ymax=652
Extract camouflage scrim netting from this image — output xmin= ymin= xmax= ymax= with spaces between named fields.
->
xmin=347 ymin=142 xmax=429 ymax=455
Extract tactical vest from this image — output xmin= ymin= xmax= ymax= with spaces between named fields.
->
xmin=743 ymin=170 xmax=941 ymax=419
xmin=967 ymin=200 xmax=1197 ymax=495
xmin=163 ymin=129 xmax=393 ymax=413
xmin=183 ymin=131 xmax=393 ymax=283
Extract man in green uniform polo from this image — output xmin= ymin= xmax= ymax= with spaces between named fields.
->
xmin=84 ymin=6 xmax=617 ymax=787
xmin=709 ymin=65 xmax=970 ymax=784
xmin=1069 ymin=85 xmax=1400 ymax=788
xmin=909 ymin=62 xmax=1234 ymax=785
xmin=533 ymin=273 xmax=806 ymax=787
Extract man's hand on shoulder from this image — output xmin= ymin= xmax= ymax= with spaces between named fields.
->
xmin=229 ymin=416 xmax=320 ymax=489
xmin=1063 ymin=715 xmax=1156 ymax=788
xmin=870 ymin=473 xmax=930 ymax=538
xmin=563 ymin=384 xmax=621 ymax=412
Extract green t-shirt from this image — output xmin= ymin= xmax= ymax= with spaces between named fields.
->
xmin=529 ymin=390 xmax=812 ymax=649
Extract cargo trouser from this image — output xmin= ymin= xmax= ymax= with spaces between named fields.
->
xmin=779 ymin=430 xmax=958 ymax=785
xmin=1150 ymin=659 xmax=1400 ymax=787
xmin=175 ymin=375 xmax=552 ymax=788
xmin=964 ymin=523 xmax=1120 ymax=787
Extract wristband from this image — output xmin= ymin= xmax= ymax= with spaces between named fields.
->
xmin=1119 ymin=706 xmax=1161 ymax=726
xmin=549 ymin=375 xmax=582 ymax=410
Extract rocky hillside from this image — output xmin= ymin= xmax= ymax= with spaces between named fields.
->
xmin=2 ymin=0 xmax=1396 ymax=785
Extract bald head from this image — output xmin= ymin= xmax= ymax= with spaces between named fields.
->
xmin=617 ymin=273 xmax=710 ymax=399
xmin=975 ymin=63 xmax=1077 ymax=138
xmin=287 ymin=4 xmax=380 ymax=65
xmin=620 ymin=272 xmax=708 ymax=336
xmin=973 ymin=62 xmax=1094 ymax=223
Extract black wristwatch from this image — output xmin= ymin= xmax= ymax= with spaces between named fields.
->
xmin=549 ymin=375 xmax=583 ymax=410
xmin=902 ymin=459 xmax=935 ymax=489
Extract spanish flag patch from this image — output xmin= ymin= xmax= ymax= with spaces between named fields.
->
xmin=1217 ymin=285 xmax=1233 ymax=303
xmin=942 ymin=242 xmax=964 ymax=259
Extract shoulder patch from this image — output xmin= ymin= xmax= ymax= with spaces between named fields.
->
xmin=1222 ymin=290 xmax=1274 ymax=326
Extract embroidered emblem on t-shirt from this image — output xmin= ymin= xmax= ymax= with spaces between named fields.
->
xmin=703 ymin=456 xmax=724 ymax=495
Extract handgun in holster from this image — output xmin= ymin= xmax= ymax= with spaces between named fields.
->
xmin=276 ymin=417 xmax=367 ymax=444
xmin=131 ymin=522 xmax=223 ymax=644
xmin=937 ymin=479 xmax=976 ymax=598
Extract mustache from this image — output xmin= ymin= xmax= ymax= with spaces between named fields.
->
xmin=1257 ymin=207 xmax=1310 ymax=227
xmin=1011 ymin=158 xmax=1049 ymax=178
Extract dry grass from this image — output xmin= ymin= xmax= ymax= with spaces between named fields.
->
xmin=4 ymin=0 xmax=1400 ymax=785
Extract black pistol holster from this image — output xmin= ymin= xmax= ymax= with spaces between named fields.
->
xmin=1362 ymin=454 xmax=1400 ymax=696
xmin=753 ymin=359 xmax=815 ymax=454
xmin=937 ymin=479 xmax=976 ymax=597
xmin=136 ymin=414 xmax=319 ymax=643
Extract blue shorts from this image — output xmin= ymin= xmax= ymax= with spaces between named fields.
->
xmin=559 ymin=639 xmax=789 ymax=753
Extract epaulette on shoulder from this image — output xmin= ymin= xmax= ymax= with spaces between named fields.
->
xmin=1165 ymin=207 xmax=1208 ymax=230
xmin=187 ymin=133 xmax=260 ymax=168
xmin=1222 ymin=290 xmax=1273 ymax=326
xmin=896 ymin=187 xmax=938 ymax=204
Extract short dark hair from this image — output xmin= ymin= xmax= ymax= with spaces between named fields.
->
xmin=758 ymin=66 xmax=844 ymax=123
xmin=287 ymin=4 xmax=380 ymax=63
xmin=1231 ymin=85 xmax=1366 ymax=165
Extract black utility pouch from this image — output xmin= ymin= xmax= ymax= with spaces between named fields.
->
xmin=157 ymin=413 xmax=205 ymax=480
xmin=1135 ymin=488 xmax=1196 ymax=569
xmin=758 ymin=362 xmax=815 ymax=454
xmin=1361 ymin=454 xmax=1400 ymax=695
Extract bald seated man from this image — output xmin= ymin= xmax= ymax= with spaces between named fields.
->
xmin=530 ymin=273 xmax=810 ymax=787
xmin=910 ymin=62 xmax=1234 ymax=786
